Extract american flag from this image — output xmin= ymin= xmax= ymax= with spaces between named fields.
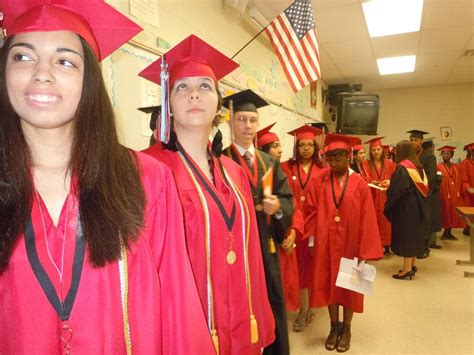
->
xmin=265 ymin=0 xmax=321 ymax=92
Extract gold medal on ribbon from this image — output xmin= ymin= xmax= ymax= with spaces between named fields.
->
xmin=335 ymin=215 xmax=341 ymax=222
xmin=226 ymin=250 xmax=236 ymax=264
xmin=255 ymin=204 xmax=264 ymax=212
xmin=300 ymin=195 xmax=306 ymax=202
xmin=268 ymin=238 xmax=276 ymax=254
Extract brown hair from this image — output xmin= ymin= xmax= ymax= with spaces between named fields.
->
xmin=394 ymin=140 xmax=422 ymax=169
xmin=0 ymin=36 xmax=145 ymax=273
xmin=368 ymin=144 xmax=386 ymax=171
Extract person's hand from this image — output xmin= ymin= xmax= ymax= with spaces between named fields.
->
xmin=282 ymin=229 xmax=296 ymax=254
xmin=467 ymin=187 xmax=474 ymax=194
xmin=380 ymin=180 xmax=390 ymax=188
xmin=263 ymin=195 xmax=281 ymax=215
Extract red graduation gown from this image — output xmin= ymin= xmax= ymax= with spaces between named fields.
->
xmin=280 ymin=160 xmax=324 ymax=290
xmin=145 ymin=147 xmax=275 ymax=355
xmin=0 ymin=153 xmax=214 ymax=354
xmin=460 ymin=158 xmax=474 ymax=206
xmin=306 ymin=169 xmax=383 ymax=313
xmin=437 ymin=163 xmax=465 ymax=228
xmin=362 ymin=159 xmax=396 ymax=246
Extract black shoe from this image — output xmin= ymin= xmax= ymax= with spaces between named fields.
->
xmin=440 ymin=234 xmax=448 ymax=240
xmin=383 ymin=246 xmax=391 ymax=255
xmin=430 ymin=243 xmax=442 ymax=249
xmin=412 ymin=266 xmax=418 ymax=274
xmin=392 ymin=270 xmax=414 ymax=280
xmin=463 ymin=228 xmax=470 ymax=236
xmin=447 ymin=233 xmax=458 ymax=240
xmin=417 ymin=249 xmax=430 ymax=259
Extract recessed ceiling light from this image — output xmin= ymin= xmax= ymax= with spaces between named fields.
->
xmin=377 ymin=55 xmax=416 ymax=75
xmin=362 ymin=0 xmax=424 ymax=38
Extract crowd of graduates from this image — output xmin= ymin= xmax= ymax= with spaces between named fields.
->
xmin=1 ymin=2 xmax=473 ymax=354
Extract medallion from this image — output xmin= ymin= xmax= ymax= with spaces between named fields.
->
xmin=226 ymin=250 xmax=236 ymax=264
xmin=300 ymin=195 xmax=306 ymax=202
xmin=335 ymin=215 xmax=341 ymax=222
xmin=292 ymin=175 xmax=297 ymax=180
xmin=255 ymin=204 xmax=264 ymax=212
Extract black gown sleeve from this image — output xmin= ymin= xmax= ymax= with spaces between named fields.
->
xmin=270 ymin=159 xmax=294 ymax=244
xmin=384 ymin=166 xmax=410 ymax=221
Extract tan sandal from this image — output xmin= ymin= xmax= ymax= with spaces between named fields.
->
xmin=305 ymin=309 xmax=316 ymax=325
xmin=292 ymin=312 xmax=307 ymax=332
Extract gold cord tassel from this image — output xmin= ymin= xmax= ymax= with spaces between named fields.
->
xmin=211 ymin=329 xmax=219 ymax=355
xmin=250 ymin=314 xmax=259 ymax=343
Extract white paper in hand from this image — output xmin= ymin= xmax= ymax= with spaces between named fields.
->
xmin=335 ymin=257 xmax=376 ymax=295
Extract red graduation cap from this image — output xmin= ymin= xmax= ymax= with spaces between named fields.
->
xmin=382 ymin=145 xmax=390 ymax=153
xmin=287 ymin=125 xmax=322 ymax=141
xmin=1 ymin=0 xmax=142 ymax=61
xmin=324 ymin=133 xmax=361 ymax=153
xmin=463 ymin=143 xmax=474 ymax=151
xmin=256 ymin=122 xmax=279 ymax=148
xmin=139 ymin=34 xmax=238 ymax=87
xmin=437 ymin=145 xmax=456 ymax=152
xmin=352 ymin=144 xmax=363 ymax=152
xmin=364 ymin=136 xmax=385 ymax=148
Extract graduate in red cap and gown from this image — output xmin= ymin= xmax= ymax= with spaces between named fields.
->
xmin=257 ymin=124 xmax=301 ymax=314
xmin=305 ymin=133 xmax=382 ymax=353
xmin=437 ymin=146 xmax=465 ymax=239
xmin=0 ymin=1 xmax=214 ymax=354
xmin=459 ymin=143 xmax=474 ymax=235
xmin=350 ymin=144 xmax=368 ymax=178
xmin=362 ymin=137 xmax=396 ymax=254
xmin=223 ymin=89 xmax=294 ymax=355
xmin=140 ymin=35 xmax=275 ymax=355
xmin=280 ymin=125 xmax=326 ymax=332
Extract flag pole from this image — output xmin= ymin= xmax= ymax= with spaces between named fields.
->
xmin=231 ymin=23 xmax=270 ymax=59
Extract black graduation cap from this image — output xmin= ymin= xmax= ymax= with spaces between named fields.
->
xmin=309 ymin=122 xmax=329 ymax=134
xmin=406 ymin=129 xmax=429 ymax=139
xmin=222 ymin=89 xmax=269 ymax=113
xmin=138 ymin=105 xmax=161 ymax=131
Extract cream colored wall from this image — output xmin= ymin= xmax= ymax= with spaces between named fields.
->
xmin=361 ymin=82 xmax=473 ymax=163
xmin=103 ymin=0 xmax=328 ymax=161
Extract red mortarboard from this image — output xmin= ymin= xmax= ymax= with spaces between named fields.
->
xmin=437 ymin=145 xmax=456 ymax=152
xmin=256 ymin=122 xmax=279 ymax=148
xmin=287 ymin=125 xmax=323 ymax=141
xmin=139 ymin=34 xmax=238 ymax=87
xmin=1 ymin=0 xmax=142 ymax=61
xmin=463 ymin=143 xmax=474 ymax=151
xmin=352 ymin=144 xmax=363 ymax=152
xmin=382 ymin=145 xmax=390 ymax=153
xmin=324 ymin=133 xmax=361 ymax=153
xmin=364 ymin=136 xmax=385 ymax=148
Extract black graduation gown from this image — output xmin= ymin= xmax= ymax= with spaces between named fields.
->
xmin=384 ymin=165 xmax=430 ymax=257
xmin=419 ymin=149 xmax=441 ymax=234
xmin=225 ymin=146 xmax=293 ymax=355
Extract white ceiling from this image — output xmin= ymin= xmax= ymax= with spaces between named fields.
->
xmin=249 ymin=0 xmax=474 ymax=90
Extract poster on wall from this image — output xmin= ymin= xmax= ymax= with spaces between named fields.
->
xmin=440 ymin=127 xmax=452 ymax=141
xmin=310 ymin=81 xmax=317 ymax=109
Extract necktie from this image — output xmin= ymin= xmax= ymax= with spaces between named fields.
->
xmin=243 ymin=151 xmax=253 ymax=172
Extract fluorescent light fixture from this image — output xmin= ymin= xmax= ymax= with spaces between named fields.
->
xmin=362 ymin=0 xmax=423 ymax=38
xmin=377 ymin=55 xmax=416 ymax=75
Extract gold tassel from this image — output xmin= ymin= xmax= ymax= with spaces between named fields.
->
xmin=250 ymin=314 xmax=259 ymax=343
xmin=268 ymin=238 xmax=276 ymax=254
xmin=211 ymin=329 xmax=219 ymax=355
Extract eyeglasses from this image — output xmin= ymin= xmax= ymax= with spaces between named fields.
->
xmin=297 ymin=143 xmax=315 ymax=149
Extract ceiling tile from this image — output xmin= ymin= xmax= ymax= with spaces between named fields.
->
xmin=413 ymin=68 xmax=451 ymax=86
xmin=338 ymin=60 xmax=378 ymax=78
xmin=422 ymin=0 xmax=474 ymax=30
xmin=315 ymin=4 xmax=368 ymax=44
xmin=448 ymin=66 xmax=474 ymax=83
xmin=370 ymin=32 xmax=420 ymax=58
xmin=416 ymin=51 xmax=463 ymax=71
xmin=419 ymin=26 xmax=472 ymax=54
xmin=320 ymin=64 xmax=346 ymax=82
xmin=324 ymin=39 xmax=373 ymax=63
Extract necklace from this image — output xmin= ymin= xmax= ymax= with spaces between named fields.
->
xmin=297 ymin=161 xmax=314 ymax=202
xmin=330 ymin=170 xmax=350 ymax=223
